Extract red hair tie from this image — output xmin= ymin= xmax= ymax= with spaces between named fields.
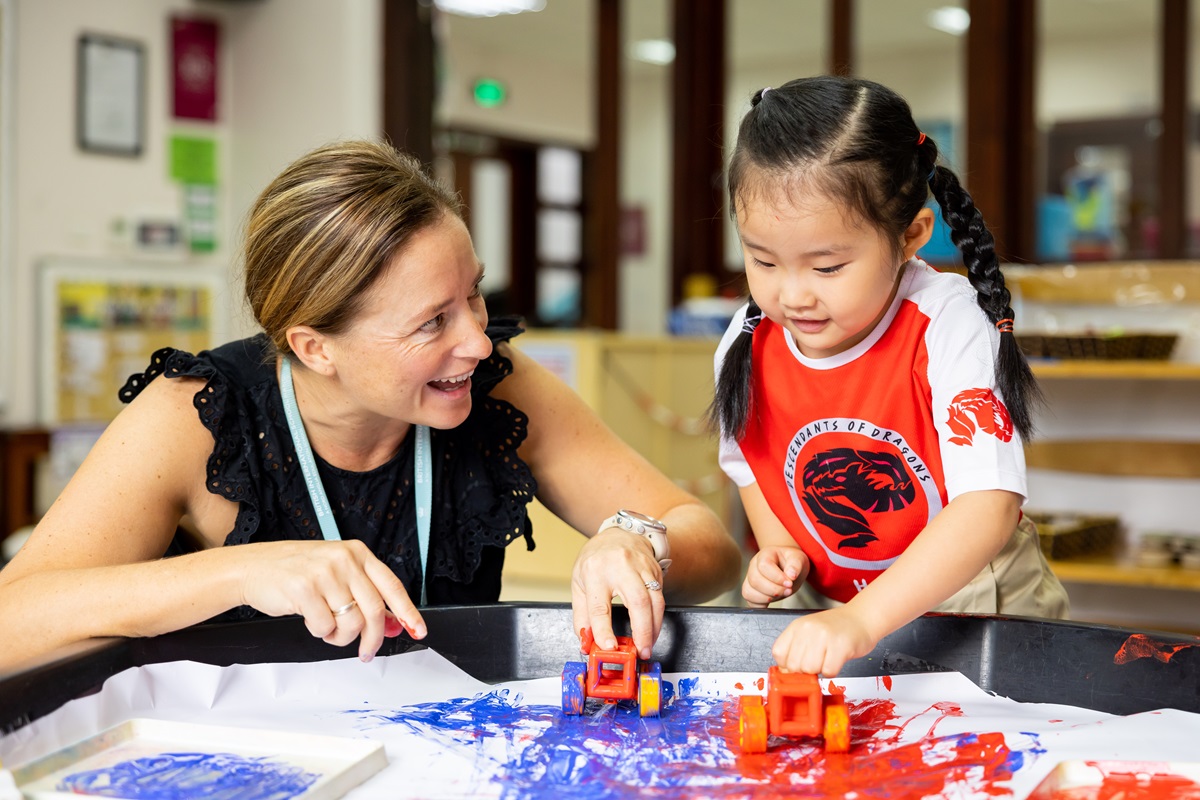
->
xmin=995 ymin=318 xmax=1014 ymax=333
xmin=917 ymin=132 xmax=927 ymax=146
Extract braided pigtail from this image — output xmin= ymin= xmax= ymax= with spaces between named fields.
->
xmin=928 ymin=166 xmax=1042 ymax=440
xmin=707 ymin=300 xmax=764 ymax=441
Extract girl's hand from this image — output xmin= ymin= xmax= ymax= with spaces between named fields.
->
xmin=772 ymin=606 xmax=877 ymax=677
xmin=238 ymin=540 xmax=427 ymax=662
xmin=571 ymin=529 xmax=665 ymax=661
xmin=742 ymin=546 xmax=809 ymax=607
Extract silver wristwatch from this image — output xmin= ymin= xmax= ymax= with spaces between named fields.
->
xmin=598 ymin=509 xmax=672 ymax=572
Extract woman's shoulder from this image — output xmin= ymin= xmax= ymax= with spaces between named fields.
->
xmin=119 ymin=334 xmax=275 ymax=404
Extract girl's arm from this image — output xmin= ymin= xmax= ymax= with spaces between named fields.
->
xmin=494 ymin=344 xmax=742 ymax=658
xmin=772 ymin=488 xmax=1020 ymax=676
xmin=738 ymin=482 xmax=810 ymax=606
xmin=0 ymin=376 xmax=424 ymax=669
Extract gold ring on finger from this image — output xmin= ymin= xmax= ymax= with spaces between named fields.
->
xmin=331 ymin=600 xmax=358 ymax=616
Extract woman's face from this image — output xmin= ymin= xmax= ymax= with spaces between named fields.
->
xmin=327 ymin=212 xmax=492 ymax=430
xmin=736 ymin=190 xmax=909 ymax=359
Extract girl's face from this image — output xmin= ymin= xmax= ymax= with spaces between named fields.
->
xmin=736 ymin=189 xmax=932 ymax=359
xmin=325 ymin=213 xmax=493 ymax=430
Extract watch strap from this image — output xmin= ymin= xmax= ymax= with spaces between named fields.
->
xmin=598 ymin=513 xmax=671 ymax=572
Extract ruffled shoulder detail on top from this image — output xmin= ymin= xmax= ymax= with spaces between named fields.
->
xmin=118 ymin=339 xmax=271 ymax=548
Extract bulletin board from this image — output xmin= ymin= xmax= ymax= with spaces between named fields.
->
xmin=37 ymin=258 xmax=231 ymax=425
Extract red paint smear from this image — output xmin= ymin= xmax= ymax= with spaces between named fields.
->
xmin=1114 ymin=634 xmax=1195 ymax=665
xmin=754 ymin=677 xmax=765 ymax=691
xmin=734 ymin=682 xmax=744 ymax=690
xmin=876 ymin=675 xmax=894 ymax=692
xmin=1027 ymin=761 xmax=1200 ymax=800
xmin=722 ymin=694 xmax=1016 ymax=799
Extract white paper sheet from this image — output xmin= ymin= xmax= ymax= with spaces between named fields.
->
xmin=3 ymin=650 xmax=1198 ymax=799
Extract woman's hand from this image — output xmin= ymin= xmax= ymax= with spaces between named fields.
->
xmin=742 ymin=546 xmax=809 ymax=607
xmin=238 ymin=540 xmax=427 ymax=662
xmin=771 ymin=606 xmax=878 ymax=677
xmin=570 ymin=529 xmax=666 ymax=661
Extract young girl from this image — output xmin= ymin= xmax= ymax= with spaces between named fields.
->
xmin=712 ymin=76 xmax=1068 ymax=678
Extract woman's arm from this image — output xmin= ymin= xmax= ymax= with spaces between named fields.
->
xmin=772 ymin=488 xmax=1020 ymax=676
xmin=494 ymin=344 xmax=742 ymax=656
xmin=0 ymin=376 xmax=424 ymax=669
xmin=0 ymin=376 xmax=237 ymax=665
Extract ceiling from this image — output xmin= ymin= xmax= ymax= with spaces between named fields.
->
xmin=441 ymin=0 xmax=1168 ymax=75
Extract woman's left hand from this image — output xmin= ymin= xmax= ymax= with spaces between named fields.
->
xmin=771 ymin=605 xmax=879 ymax=678
xmin=571 ymin=528 xmax=666 ymax=660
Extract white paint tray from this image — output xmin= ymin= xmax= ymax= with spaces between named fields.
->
xmin=11 ymin=718 xmax=386 ymax=799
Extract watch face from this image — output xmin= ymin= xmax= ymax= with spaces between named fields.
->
xmin=619 ymin=509 xmax=666 ymax=532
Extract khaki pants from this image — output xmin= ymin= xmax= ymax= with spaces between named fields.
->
xmin=786 ymin=515 xmax=1071 ymax=618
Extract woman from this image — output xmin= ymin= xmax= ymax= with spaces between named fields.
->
xmin=0 ymin=141 xmax=741 ymax=669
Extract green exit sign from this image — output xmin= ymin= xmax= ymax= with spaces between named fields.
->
xmin=473 ymin=78 xmax=507 ymax=108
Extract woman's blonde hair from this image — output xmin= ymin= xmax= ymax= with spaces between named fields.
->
xmin=244 ymin=139 xmax=463 ymax=356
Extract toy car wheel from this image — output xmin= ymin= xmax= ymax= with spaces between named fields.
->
xmin=638 ymin=662 xmax=662 ymax=717
xmin=823 ymin=694 xmax=850 ymax=753
xmin=737 ymin=695 xmax=768 ymax=754
xmin=562 ymin=661 xmax=587 ymax=715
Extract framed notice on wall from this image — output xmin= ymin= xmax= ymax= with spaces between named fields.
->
xmin=77 ymin=33 xmax=145 ymax=156
xmin=38 ymin=259 xmax=231 ymax=425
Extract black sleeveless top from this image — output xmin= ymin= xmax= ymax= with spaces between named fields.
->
xmin=118 ymin=320 xmax=537 ymax=611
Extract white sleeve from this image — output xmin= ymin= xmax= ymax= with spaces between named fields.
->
xmin=713 ymin=303 xmax=758 ymax=488
xmin=925 ymin=292 xmax=1028 ymax=504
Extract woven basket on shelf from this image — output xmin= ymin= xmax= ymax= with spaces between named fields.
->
xmin=1015 ymin=332 xmax=1178 ymax=361
xmin=1027 ymin=511 xmax=1120 ymax=560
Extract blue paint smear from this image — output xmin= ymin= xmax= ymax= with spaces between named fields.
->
xmin=348 ymin=680 xmax=1048 ymax=800
xmin=353 ymin=684 xmax=733 ymax=799
xmin=57 ymin=751 xmax=319 ymax=799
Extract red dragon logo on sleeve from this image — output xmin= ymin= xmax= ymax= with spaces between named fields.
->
xmin=946 ymin=388 xmax=1014 ymax=446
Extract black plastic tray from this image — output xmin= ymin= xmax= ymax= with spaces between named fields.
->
xmin=2 ymin=603 xmax=1198 ymax=735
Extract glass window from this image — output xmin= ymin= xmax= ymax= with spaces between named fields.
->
xmin=1037 ymin=0 xmax=1159 ymax=262
xmin=435 ymin=2 xmax=593 ymax=327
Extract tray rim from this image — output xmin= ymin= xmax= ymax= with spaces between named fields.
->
xmin=12 ymin=717 xmax=387 ymax=799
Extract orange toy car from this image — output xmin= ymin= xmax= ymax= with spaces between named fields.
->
xmin=737 ymin=666 xmax=850 ymax=753
xmin=561 ymin=628 xmax=663 ymax=717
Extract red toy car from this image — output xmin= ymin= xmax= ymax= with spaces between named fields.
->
xmin=561 ymin=628 xmax=663 ymax=717
xmin=737 ymin=666 xmax=850 ymax=753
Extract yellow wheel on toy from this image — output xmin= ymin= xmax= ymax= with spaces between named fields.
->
xmin=737 ymin=696 xmax=768 ymax=754
xmin=638 ymin=673 xmax=661 ymax=717
xmin=823 ymin=695 xmax=850 ymax=753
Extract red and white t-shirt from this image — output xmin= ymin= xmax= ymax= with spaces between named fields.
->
xmin=716 ymin=260 xmax=1027 ymax=603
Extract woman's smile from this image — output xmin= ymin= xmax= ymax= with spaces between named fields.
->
xmin=427 ymin=369 xmax=474 ymax=396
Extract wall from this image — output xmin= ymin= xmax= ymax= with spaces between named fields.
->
xmin=0 ymin=0 xmax=15 ymax=417
xmin=437 ymin=26 xmax=593 ymax=148
xmin=223 ymin=0 xmax=381 ymax=340
xmin=0 ymin=0 xmax=381 ymax=425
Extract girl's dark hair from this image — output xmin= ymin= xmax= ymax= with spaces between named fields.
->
xmin=710 ymin=75 xmax=1040 ymax=442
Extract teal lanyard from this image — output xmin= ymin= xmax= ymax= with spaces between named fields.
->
xmin=279 ymin=358 xmax=433 ymax=605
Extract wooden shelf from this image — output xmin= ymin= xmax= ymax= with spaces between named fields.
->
xmin=1030 ymin=360 xmax=1200 ymax=380
xmin=1048 ymin=557 xmax=1200 ymax=591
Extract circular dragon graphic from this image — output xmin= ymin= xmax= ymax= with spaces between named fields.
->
xmin=784 ymin=419 xmax=943 ymax=569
